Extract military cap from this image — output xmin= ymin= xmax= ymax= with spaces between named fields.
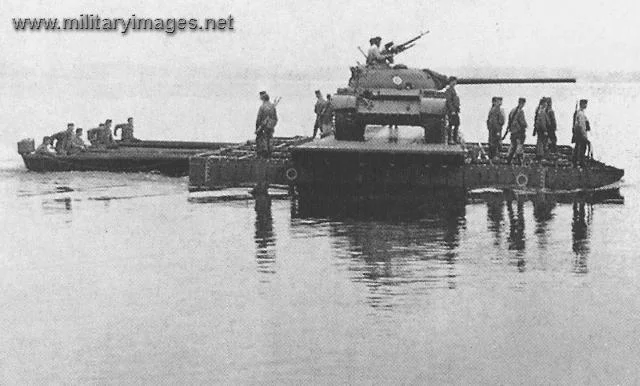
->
xmin=76 ymin=128 xmax=83 ymax=133
xmin=579 ymin=99 xmax=588 ymax=105
xmin=259 ymin=91 xmax=267 ymax=96
xmin=369 ymin=36 xmax=382 ymax=44
xmin=518 ymin=97 xmax=526 ymax=103
xmin=67 ymin=122 xmax=74 ymax=127
xmin=448 ymin=76 xmax=457 ymax=82
xmin=314 ymin=90 xmax=321 ymax=94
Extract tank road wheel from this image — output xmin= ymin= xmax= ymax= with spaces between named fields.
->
xmin=334 ymin=109 xmax=364 ymax=141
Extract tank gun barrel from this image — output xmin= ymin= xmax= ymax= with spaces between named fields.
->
xmin=457 ymin=77 xmax=576 ymax=85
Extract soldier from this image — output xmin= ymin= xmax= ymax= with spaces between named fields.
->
xmin=68 ymin=128 xmax=87 ymax=155
xmin=313 ymin=90 xmax=326 ymax=138
xmin=319 ymin=94 xmax=334 ymax=138
xmin=114 ymin=117 xmax=137 ymax=142
xmin=572 ymin=99 xmax=590 ymax=167
xmin=505 ymin=98 xmax=528 ymax=165
xmin=445 ymin=76 xmax=461 ymax=144
xmin=51 ymin=123 xmax=75 ymax=155
xmin=366 ymin=36 xmax=392 ymax=67
xmin=486 ymin=96 xmax=505 ymax=160
xmin=255 ymin=91 xmax=278 ymax=158
xmin=533 ymin=97 xmax=549 ymax=160
xmin=546 ymin=97 xmax=558 ymax=153
xmin=87 ymin=124 xmax=104 ymax=147
xmin=35 ymin=136 xmax=55 ymax=155
xmin=101 ymin=119 xmax=116 ymax=147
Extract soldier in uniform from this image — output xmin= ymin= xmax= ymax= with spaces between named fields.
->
xmin=533 ymin=97 xmax=549 ymax=160
xmin=546 ymin=97 xmax=558 ymax=153
xmin=114 ymin=117 xmax=137 ymax=142
xmin=486 ymin=96 xmax=505 ymax=160
xmin=505 ymin=98 xmax=528 ymax=165
xmin=255 ymin=91 xmax=278 ymax=158
xmin=68 ymin=128 xmax=87 ymax=155
xmin=36 ymin=136 xmax=55 ymax=155
xmin=313 ymin=90 xmax=326 ymax=138
xmin=572 ymin=99 xmax=590 ymax=167
xmin=51 ymin=123 xmax=75 ymax=155
xmin=87 ymin=124 xmax=104 ymax=147
xmin=366 ymin=36 xmax=392 ymax=67
xmin=102 ymin=119 xmax=116 ymax=146
xmin=445 ymin=76 xmax=461 ymax=144
xmin=319 ymin=94 xmax=334 ymax=138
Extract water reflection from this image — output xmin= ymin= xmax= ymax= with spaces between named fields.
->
xmin=572 ymin=200 xmax=592 ymax=275
xmin=532 ymin=192 xmax=557 ymax=255
xmin=41 ymin=196 xmax=73 ymax=213
xmin=290 ymin=188 xmax=622 ymax=308
xmin=292 ymin=190 xmax=466 ymax=308
xmin=506 ymin=194 xmax=526 ymax=271
xmin=254 ymin=195 xmax=276 ymax=277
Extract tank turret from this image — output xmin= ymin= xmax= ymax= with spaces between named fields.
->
xmin=330 ymin=34 xmax=576 ymax=142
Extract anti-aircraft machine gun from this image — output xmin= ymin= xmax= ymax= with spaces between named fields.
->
xmin=332 ymin=32 xmax=576 ymax=142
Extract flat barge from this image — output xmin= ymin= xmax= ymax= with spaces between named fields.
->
xmin=188 ymin=127 xmax=624 ymax=193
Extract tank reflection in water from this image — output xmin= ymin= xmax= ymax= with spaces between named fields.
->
xmin=289 ymin=188 xmax=622 ymax=308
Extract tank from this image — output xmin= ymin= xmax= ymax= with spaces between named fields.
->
xmin=330 ymin=34 xmax=576 ymax=142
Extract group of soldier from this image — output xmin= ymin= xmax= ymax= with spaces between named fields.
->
xmin=35 ymin=117 xmax=137 ymax=156
xmin=486 ymin=97 xmax=591 ymax=167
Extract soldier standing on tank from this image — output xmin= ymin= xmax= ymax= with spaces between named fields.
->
xmin=313 ymin=90 xmax=326 ymax=139
xmin=572 ymin=99 xmax=590 ymax=168
xmin=505 ymin=98 xmax=528 ymax=165
xmin=533 ymin=97 xmax=549 ymax=161
xmin=546 ymin=98 xmax=558 ymax=153
xmin=320 ymin=94 xmax=334 ymax=138
xmin=486 ymin=96 xmax=505 ymax=160
xmin=366 ymin=36 xmax=392 ymax=67
xmin=445 ymin=76 xmax=461 ymax=144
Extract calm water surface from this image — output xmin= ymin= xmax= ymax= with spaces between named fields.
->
xmin=1 ymin=79 xmax=640 ymax=384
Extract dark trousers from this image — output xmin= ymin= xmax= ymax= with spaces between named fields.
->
xmin=572 ymin=140 xmax=588 ymax=167
xmin=488 ymin=130 xmax=501 ymax=159
xmin=448 ymin=113 xmax=460 ymax=144
xmin=506 ymin=135 xmax=524 ymax=164
xmin=547 ymin=130 xmax=557 ymax=153
xmin=535 ymin=131 xmax=548 ymax=159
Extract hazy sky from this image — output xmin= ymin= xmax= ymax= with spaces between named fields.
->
xmin=2 ymin=0 xmax=640 ymax=74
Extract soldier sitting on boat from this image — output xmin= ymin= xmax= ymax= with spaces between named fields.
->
xmin=114 ymin=117 xmax=138 ymax=142
xmin=87 ymin=120 xmax=118 ymax=149
xmin=35 ymin=136 xmax=56 ymax=155
xmin=86 ymin=124 xmax=103 ymax=147
xmin=102 ymin=119 xmax=117 ymax=147
xmin=68 ymin=128 xmax=87 ymax=155
xmin=50 ymin=123 xmax=76 ymax=155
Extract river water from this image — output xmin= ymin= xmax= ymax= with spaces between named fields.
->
xmin=1 ymin=77 xmax=640 ymax=384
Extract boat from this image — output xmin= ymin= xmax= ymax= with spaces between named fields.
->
xmin=18 ymin=139 xmax=236 ymax=176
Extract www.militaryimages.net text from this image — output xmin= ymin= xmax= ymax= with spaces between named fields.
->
xmin=12 ymin=14 xmax=235 ymax=35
